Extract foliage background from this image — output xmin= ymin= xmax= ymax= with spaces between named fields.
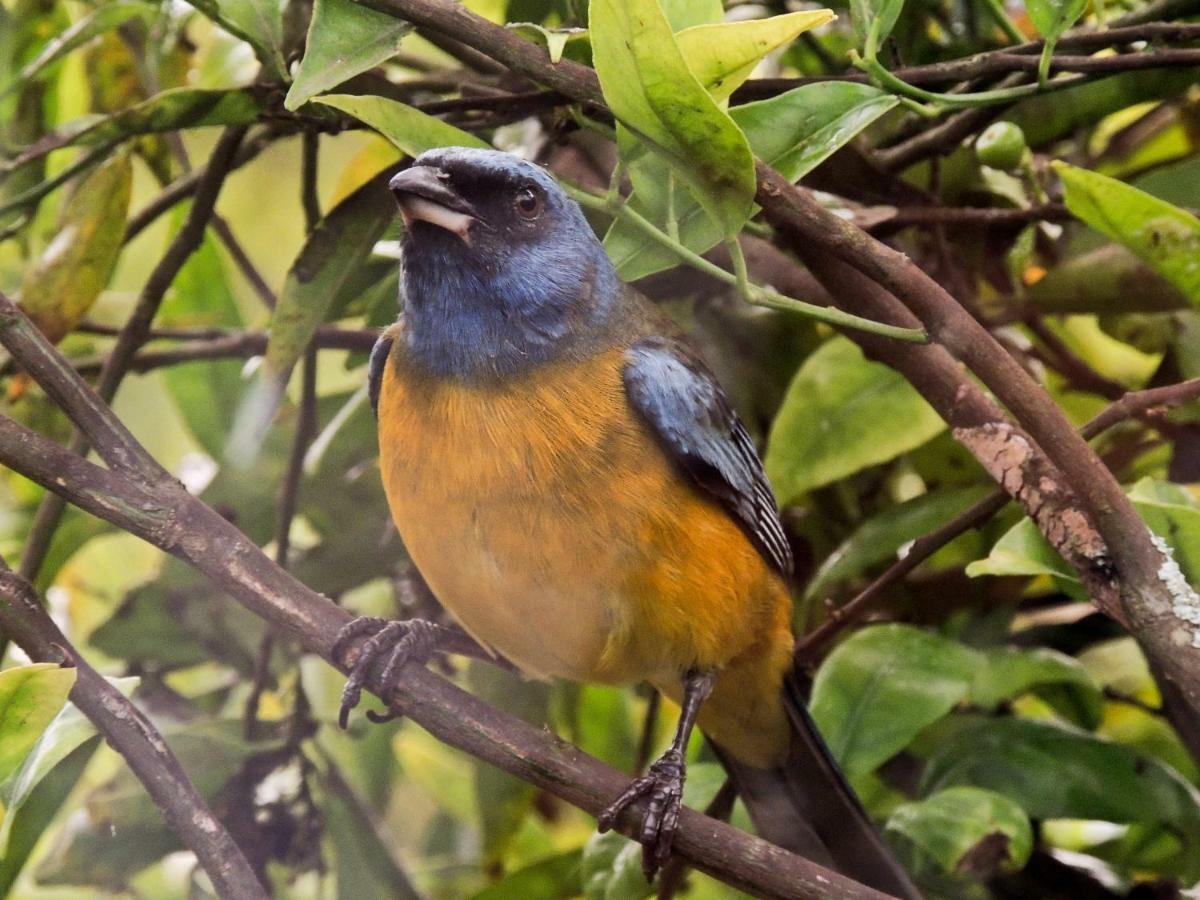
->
xmin=2 ymin=0 xmax=1200 ymax=897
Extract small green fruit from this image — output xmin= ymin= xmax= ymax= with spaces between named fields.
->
xmin=975 ymin=122 xmax=1027 ymax=170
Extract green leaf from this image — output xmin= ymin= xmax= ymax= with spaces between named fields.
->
xmin=886 ymin=786 xmax=1033 ymax=875
xmin=315 ymin=93 xmax=490 ymax=155
xmin=259 ymin=166 xmax=394 ymax=396
xmin=185 ymin=0 xmax=286 ymax=79
xmin=660 ymin=0 xmax=723 ymax=30
xmin=850 ymin=0 xmax=907 ymax=49
xmin=582 ymin=830 xmax=653 ymax=900
xmin=806 ymin=485 xmax=992 ymax=601
xmin=589 ymin=0 xmax=755 ymax=237
xmin=469 ymin=849 xmax=583 ymax=900
xmin=1026 ymin=0 xmax=1087 ymax=41
xmin=764 ymin=337 xmax=945 ymax=505
xmin=675 ymin=10 xmax=834 ymax=103
xmin=18 ymin=151 xmax=131 ymax=344
xmin=1054 ymin=162 xmax=1200 ymax=307
xmin=0 ymin=664 xmax=77 ymax=788
xmin=284 ymin=0 xmax=412 ymax=111
xmin=0 ymin=0 xmax=156 ymax=98
xmin=506 ymin=23 xmax=588 ymax=64
xmin=0 ymin=737 xmax=99 ymax=896
xmin=970 ymin=647 xmax=1103 ymax=728
xmin=605 ymin=82 xmax=897 ymax=282
xmin=922 ymin=716 xmax=1200 ymax=879
xmin=809 ymin=624 xmax=977 ymax=778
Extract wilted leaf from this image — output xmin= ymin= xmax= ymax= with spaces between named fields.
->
xmin=285 ymin=0 xmax=412 ymax=111
xmin=676 ymin=10 xmax=834 ymax=103
xmin=316 ymin=93 xmax=490 ymax=155
xmin=1054 ymin=161 xmax=1200 ymax=307
xmin=886 ymin=786 xmax=1033 ymax=875
xmin=923 ymin=716 xmax=1200 ymax=879
xmin=605 ymin=82 xmax=897 ymax=280
xmin=810 ymin=624 xmax=976 ymax=778
xmin=0 ymin=663 xmax=77 ymax=788
xmin=590 ymin=0 xmax=755 ymax=237
xmin=806 ymin=485 xmax=992 ymax=601
xmin=18 ymin=152 xmax=131 ymax=343
xmin=765 ymin=337 xmax=945 ymax=505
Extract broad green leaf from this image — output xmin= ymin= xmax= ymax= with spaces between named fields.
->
xmin=964 ymin=517 xmax=1074 ymax=580
xmin=185 ymin=0 xmax=286 ymax=79
xmin=1026 ymin=0 xmax=1087 ymax=42
xmin=590 ymin=0 xmax=755 ymax=237
xmin=284 ymin=0 xmax=412 ymax=111
xmin=0 ymin=0 xmax=155 ymax=98
xmin=1054 ymin=162 xmax=1200 ymax=307
xmin=323 ymin=765 xmax=422 ymax=900
xmin=806 ymin=485 xmax=992 ymax=601
xmin=260 ymin=166 xmax=394 ymax=395
xmin=582 ymin=831 xmax=653 ymax=900
xmin=765 ymin=337 xmax=945 ymax=505
xmin=556 ymin=683 xmax=638 ymax=774
xmin=470 ymin=849 xmax=583 ymax=900
xmin=316 ymin=93 xmax=489 ymax=155
xmin=923 ymin=716 xmax=1200 ymax=879
xmin=676 ymin=10 xmax=834 ymax=103
xmin=159 ymin=221 xmax=245 ymax=458
xmin=506 ymin=23 xmax=588 ymax=64
xmin=605 ymin=82 xmax=897 ymax=280
xmin=18 ymin=151 xmax=131 ymax=344
xmin=0 ymin=738 xmax=98 ymax=896
xmin=0 ymin=664 xmax=77 ymax=788
xmin=0 ymin=676 xmax=138 ymax=858
xmin=886 ymin=787 xmax=1033 ymax=875
xmin=971 ymin=647 xmax=1103 ymax=728
xmin=661 ymin=0 xmax=723 ymax=30
xmin=810 ymin=624 xmax=977 ymax=778
xmin=850 ymin=0 xmax=907 ymax=48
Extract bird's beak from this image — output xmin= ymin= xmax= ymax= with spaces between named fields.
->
xmin=389 ymin=166 xmax=480 ymax=244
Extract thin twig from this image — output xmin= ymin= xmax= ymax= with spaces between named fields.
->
xmin=0 ymin=556 xmax=267 ymax=900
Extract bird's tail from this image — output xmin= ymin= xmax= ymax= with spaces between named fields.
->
xmin=714 ymin=668 xmax=922 ymax=899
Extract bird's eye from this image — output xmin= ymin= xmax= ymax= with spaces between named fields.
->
xmin=514 ymin=186 xmax=542 ymax=220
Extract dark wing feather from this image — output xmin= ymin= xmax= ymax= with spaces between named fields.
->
xmin=367 ymin=329 xmax=395 ymax=414
xmin=623 ymin=337 xmax=793 ymax=577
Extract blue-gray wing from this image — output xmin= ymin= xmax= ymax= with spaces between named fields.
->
xmin=623 ymin=337 xmax=793 ymax=577
xmin=367 ymin=328 xmax=396 ymax=414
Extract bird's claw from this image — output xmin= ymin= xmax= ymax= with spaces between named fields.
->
xmin=332 ymin=616 xmax=440 ymax=729
xmin=597 ymin=749 xmax=686 ymax=880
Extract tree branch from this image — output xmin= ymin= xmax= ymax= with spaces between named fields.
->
xmin=0 ymin=556 xmax=268 ymax=900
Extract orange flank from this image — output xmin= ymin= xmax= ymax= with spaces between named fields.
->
xmin=376 ymin=331 xmax=793 ymax=767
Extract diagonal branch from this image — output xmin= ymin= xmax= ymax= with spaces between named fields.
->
xmin=0 ymin=556 xmax=268 ymax=900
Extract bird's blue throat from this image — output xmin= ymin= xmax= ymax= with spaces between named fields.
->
xmin=399 ymin=229 xmax=624 ymax=381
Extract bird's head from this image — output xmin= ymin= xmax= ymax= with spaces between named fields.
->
xmin=389 ymin=147 xmax=622 ymax=379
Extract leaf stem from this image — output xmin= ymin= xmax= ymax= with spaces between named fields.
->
xmin=852 ymin=51 xmax=1044 ymax=108
xmin=565 ymin=183 xmax=927 ymax=343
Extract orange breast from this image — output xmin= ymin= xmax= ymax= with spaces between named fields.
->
xmin=377 ymin=342 xmax=794 ymax=765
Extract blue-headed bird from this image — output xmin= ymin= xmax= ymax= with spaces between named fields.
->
xmin=335 ymin=147 xmax=919 ymax=897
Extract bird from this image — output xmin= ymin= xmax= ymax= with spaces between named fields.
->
xmin=334 ymin=146 xmax=920 ymax=898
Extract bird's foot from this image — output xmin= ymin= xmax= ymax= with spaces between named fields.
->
xmin=332 ymin=616 xmax=441 ymax=729
xmin=597 ymin=748 xmax=686 ymax=880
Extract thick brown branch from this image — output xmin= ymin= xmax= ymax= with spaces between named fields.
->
xmin=0 ymin=557 xmax=267 ymax=900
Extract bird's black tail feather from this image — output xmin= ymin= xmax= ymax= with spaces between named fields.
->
xmin=714 ymin=669 xmax=922 ymax=899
